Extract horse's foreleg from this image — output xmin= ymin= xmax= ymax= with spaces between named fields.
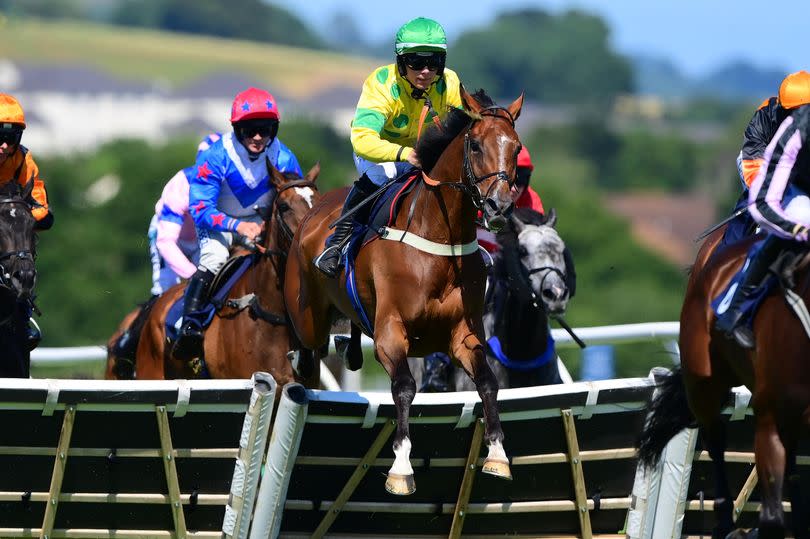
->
xmin=374 ymin=321 xmax=416 ymax=495
xmin=452 ymin=329 xmax=510 ymax=480
xmin=755 ymin=412 xmax=787 ymax=539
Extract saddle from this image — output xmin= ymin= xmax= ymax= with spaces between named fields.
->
xmin=165 ymin=254 xmax=256 ymax=343
xmin=711 ymin=242 xmax=808 ymax=332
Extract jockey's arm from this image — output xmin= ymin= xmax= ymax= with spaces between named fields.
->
xmin=350 ymin=74 xmax=413 ymax=164
xmin=156 ymin=219 xmax=197 ymax=279
xmin=274 ymin=139 xmax=304 ymax=177
xmin=749 ymin=116 xmax=810 ymax=241
xmin=20 ymin=153 xmax=51 ymax=224
xmin=189 ymin=154 xmax=239 ymax=233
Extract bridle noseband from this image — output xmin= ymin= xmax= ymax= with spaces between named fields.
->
xmin=432 ymin=105 xmax=518 ymax=218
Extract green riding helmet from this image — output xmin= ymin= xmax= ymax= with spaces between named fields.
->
xmin=394 ymin=17 xmax=447 ymax=55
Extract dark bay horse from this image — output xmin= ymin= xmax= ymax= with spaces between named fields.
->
xmin=0 ymin=179 xmax=38 ymax=377
xmin=284 ymin=87 xmax=524 ymax=495
xmin=638 ymin=225 xmax=810 ymax=539
xmin=131 ymin=163 xmax=320 ymax=382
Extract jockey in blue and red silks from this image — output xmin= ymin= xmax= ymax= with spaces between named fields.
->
xmin=715 ymin=71 xmax=810 ymax=349
xmin=172 ymin=87 xmax=302 ymax=361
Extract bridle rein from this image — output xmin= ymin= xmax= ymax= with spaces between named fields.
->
xmin=422 ymin=105 xmax=518 ymax=216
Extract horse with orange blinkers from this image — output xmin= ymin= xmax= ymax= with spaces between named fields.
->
xmin=285 ymin=86 xmax=523 ymax=494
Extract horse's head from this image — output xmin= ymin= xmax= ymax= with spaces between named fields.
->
xmin=461 ymin=86 xmax=524 ymax=232
xmin=266 ymin=162 xmax=321 ymax=249
xmin=0 ymin=179 xmax=37 ymax=301
xmin=505 ymin=208 xmax=570 ymax=315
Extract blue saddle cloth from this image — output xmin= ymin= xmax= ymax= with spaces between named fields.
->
xmin=165 ymin=255 xmax=255 ymax=341
xmin=340 ymin=172 xmax=420 ymax=336
xmin=711 ymin=239 xmax=775 ymax=328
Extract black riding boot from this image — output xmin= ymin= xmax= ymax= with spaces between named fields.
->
xmin=715 ymin=236 xmax=785 ymax=349
xmin=420 ymin=353 xmax=452 ymax=393
xmin=173 ymin=269 xmax=214 ymax=360
xmin=314 ymin=175 xmax=376 ymax=278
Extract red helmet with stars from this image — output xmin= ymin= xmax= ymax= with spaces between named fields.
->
xmin=230 ymin=87 xmax=280 ymax=123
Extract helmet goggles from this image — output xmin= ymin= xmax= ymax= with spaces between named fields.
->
xmin=0 ymin=124 xmax=23 ymax=146
xmin=401 ymin=52 xmax=445 ymax=72
xmin=234 ymin=118 xmax=279 ymax=140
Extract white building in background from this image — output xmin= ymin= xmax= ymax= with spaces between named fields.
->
xmin=1 ymin=60 xmax=360 ymax=157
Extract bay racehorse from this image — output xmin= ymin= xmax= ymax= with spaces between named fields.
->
xmin=638 ymin=225 xmax=810 ymax=539
xmin=284 ymin=87 xmax=523 ymax=495
xmin=0 ymin=179 xmax=38 ymax=377
xmin=131 ymin=163 xmax=320 ymax=382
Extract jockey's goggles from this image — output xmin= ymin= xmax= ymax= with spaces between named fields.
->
xmin=401 ymin=52 xmax=445 ymax=72
xmin=234 ymin=119 xmax=279 ymax=140
xmin=0 ymin=128 xmax=22 ymax=146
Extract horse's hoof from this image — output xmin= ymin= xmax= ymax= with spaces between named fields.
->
xmin=725 ymin=528 xmax=753 ymax=539
xmin=481 ymin=458 xmax=513 ymax=480
xmin=385 ymin=473 xmax=416 ymax=495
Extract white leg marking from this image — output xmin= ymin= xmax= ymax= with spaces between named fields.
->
xmin=486 ymin=439 xmax=508 ymax=463
xmin=388 ymin=436 xmax=414 ymax=476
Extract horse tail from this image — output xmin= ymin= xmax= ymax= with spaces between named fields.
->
xmin=636 ymin=366 xmax=694 ymax=469
xmin=111 ymin=295 xmax=160 ymax=362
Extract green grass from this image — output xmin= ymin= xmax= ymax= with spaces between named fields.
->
xmin=0 ymin=16 xmax=379 ymax=100
xmin=32 ymin=358 xmax=107 ymax=379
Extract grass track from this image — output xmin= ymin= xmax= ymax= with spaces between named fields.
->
xmin=1 ymin=16 xmax=379 ymax=100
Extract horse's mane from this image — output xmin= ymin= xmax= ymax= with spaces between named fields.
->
xmin=415 ymin=89 xmax=495 ymax=173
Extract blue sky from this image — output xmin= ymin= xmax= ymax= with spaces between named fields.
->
xmin=271 ymin=0 xmax=807 ymax=77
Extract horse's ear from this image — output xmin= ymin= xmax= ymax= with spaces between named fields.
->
xmin=510 ymin=213 xmax=526 ymax=233
xmin=305 ymin=161 xmax=320 ymax=183
xmin=460 ymin=84 xmax=482 ymax=114
xmin=266 ymin=156 xmax=285 ymax=188
xmin=544 ymin=207 xmax=557 ymax=228
xmin=507 ymin=91 xmax=525 ymax=122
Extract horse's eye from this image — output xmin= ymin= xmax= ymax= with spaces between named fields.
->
xmin=469 ymin=139 xmax=482 ymax=153
xmin=518 ymin=246 xmax=528 ymax=257
xmin=277 ymin=202 xmax=290 ymax=212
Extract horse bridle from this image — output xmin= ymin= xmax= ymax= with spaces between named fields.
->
xmin=455 ymin=106 xmax=518 ymax=214
xmin=0 ymin=197 xmax=36 ymax=296
xmin=270 ymin=179 xmax=317 ymax=250
xmin=512 ymin=228 xmax=567 ymax=312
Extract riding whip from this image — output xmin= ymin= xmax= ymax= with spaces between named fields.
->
xmin=694 ymin=207 xmax=747 ymax=242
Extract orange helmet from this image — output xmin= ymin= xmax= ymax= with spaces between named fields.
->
xmin=779 ymin=71 xmax=810 ymax=110
xmin=517 ymin=145 xmax=534 ymax=171
xmin=0 ymin=93 xmax=26 ymax=129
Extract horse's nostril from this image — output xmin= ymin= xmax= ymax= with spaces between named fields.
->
xmin=486 ymin=198 xmax=499 ymax=212
xmin=542 ymin=288 xmax=557 ymax=301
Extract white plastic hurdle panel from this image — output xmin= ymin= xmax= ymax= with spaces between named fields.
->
xmin=629 ymin=383 xmax=810 ymax=539
xmin=0 ymin=373 xmax=277 ymax=539
xmin=260 ymin=378 xmax=656 ymax=538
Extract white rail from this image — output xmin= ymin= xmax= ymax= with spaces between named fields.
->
xmin=30 ymin=321 xmax=680 ymax=366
